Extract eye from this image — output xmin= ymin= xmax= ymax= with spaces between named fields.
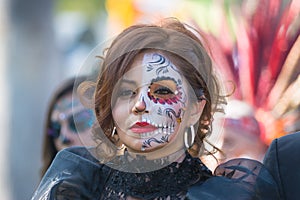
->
xmin=71 ymin=110 xmax=94 ymax=133
xmin=68 ymin=118 xmax=77 ymax=133
xmin=154 ymin=86 xmax=174 ymax=95
xmin=149 ymin=84 xmax=176 ymax=99
xmin=118 ymin=89 xmax=137 ymax=98
xmin=149 ymin=80 xmax=177 ymax=100
xmin=48 ymin=121 xmax=61 ymax=138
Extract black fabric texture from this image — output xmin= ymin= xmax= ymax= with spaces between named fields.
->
xmin=263 ymin=131 xmax=300 ymax=200
xmin=32 ymin=146 xmax=280 ymax=200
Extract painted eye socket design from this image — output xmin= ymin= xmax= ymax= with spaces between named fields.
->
xmin=48 ymin=121 xmax=61 ymax=138
xmin=72 ymin=109 xmax=94 ymax=132
xmin=148 ymin=80 xmax=180 ymax=103
xmin=48 ymin=110 xmax=94 ymax=137
xmin=149 ymin=83 xmax=176 ymax=99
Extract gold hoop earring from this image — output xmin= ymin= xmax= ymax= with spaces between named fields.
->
xmin=184 ymin=125 xmax=195 ymax=149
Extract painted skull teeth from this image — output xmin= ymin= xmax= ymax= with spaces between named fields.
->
xmin=138 ymin=127 xmax=175 ymax=138
xmin=141 ymin=118 xmax=175 ymax=129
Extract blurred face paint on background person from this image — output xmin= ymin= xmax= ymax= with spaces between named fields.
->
xmin=112 ymin=52 xmax=195 ymax=158
xmin=50 ymin=93 xmax=95 ymax=150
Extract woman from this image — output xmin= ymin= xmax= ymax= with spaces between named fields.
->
xmin=41 ymin=76 xmax=95 ymax=177
xmin=32 ymin=18 xmax=279 ymax=200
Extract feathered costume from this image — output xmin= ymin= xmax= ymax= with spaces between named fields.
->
xmin=192 ymin=0 xmax=300 ymax=144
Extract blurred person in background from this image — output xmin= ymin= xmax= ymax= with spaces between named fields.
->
xmin=191 ymin=0 xmax=300 ymax=146
xmin=40 ymin=76 xmax=96 ymax=177
xmin=220 ymin=99 xmax=268 ymax=162
xmin=200 ymin=99 xmax=268 ymax=170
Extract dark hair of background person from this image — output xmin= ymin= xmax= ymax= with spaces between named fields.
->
xmin=40 ymin=76 xmax=86 ymax=177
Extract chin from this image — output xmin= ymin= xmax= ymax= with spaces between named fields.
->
xmin=126 ymin=141 xmax=166 ymax=154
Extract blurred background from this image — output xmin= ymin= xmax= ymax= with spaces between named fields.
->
xmin=0 ymin=0 xmax=299 ymax=199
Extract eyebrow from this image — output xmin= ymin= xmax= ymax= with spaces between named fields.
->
xmin=54 ymin=101 xmax=73 ymax=110
xmin=119 ymin=78 xmax=137 ymax=86
xmin=151 ymin=76 xmax=178 ymax=84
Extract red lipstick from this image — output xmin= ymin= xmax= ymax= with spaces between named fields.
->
xmin=130 ymin=122 xmax=157 ymax=133
xmin=135 ymin=122 xmax=150 ymax=127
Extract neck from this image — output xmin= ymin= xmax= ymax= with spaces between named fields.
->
xmin=127 ymin=147 xmax=186 ymax=163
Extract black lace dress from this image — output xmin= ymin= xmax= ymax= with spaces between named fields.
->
xmin=31 ymin=147 xmax=280 ymax=200
xmin=101 ymin=150 xmax=212 ymax=200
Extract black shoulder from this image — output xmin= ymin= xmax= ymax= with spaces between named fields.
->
xmin=263 ymin=131 xmax=300 ymax=200
xmin=32 ymin=146 xmax=111 ymax=200
xmin=57 ymin=146 xmax=100 ymax=164
xmin=276 ymin=131 xmax=300 ymax=148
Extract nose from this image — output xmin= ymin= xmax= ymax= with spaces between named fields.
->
xmin=132 ymin=96 xmax=149 ymax=115
xmin=59 ymin=134 xmax=71 ymax=145
xmin=59 ymin=121 xmax=72 ymax=145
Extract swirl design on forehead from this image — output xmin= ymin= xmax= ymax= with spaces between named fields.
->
xmin=146 ymin=53 xmax=181 ymax=75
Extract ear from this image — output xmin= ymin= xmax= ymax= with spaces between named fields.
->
xmin=188 ymin=99 xmax=206 ymax=125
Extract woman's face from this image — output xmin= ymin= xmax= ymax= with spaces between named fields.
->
xmin=111 ymin=52 xmax=203 ymax=156
xmin=50 ymin=93 xmax=96 ymax=150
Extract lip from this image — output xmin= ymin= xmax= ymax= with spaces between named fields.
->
xmin=130 ymin=122 xmax=158 ymax=133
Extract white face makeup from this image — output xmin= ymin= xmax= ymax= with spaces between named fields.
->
xmin=112 ymin=52 xmax=196 ymax=156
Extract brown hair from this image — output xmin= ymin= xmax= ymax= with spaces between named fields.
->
xmin=41 ymin=76 xmax=87 ymax=177
xmin=93 ymin=18 xmax=225 ymax=159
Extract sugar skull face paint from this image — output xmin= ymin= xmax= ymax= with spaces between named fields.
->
xmin=112 ymin=52 xmax=196 ymax=155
